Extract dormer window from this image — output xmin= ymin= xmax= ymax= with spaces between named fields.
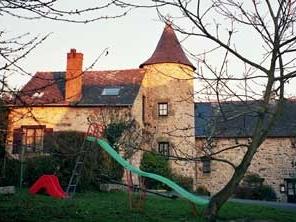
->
xmin=158 ymin=103 xmax=168 ymax=116
xmin=102 ymin=87 xmax=120 ymax=96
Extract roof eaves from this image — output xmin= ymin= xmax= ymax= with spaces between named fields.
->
xmin=8 ymin=103 xmax=133 ymax=108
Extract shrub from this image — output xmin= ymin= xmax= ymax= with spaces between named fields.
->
xmin=99 ymin=122 xmax=126 ymax=181
xmin=0 ymin=158 xmax=21 ymax=186
xmin=0 ymin=132 xmax=79 ymax=189
xmin=171 ymin=174 xmax=193 ymax=191
xmin=0 ymin=156 xmax=58 ymax=187
xmin=25 ymin=157 xmax=58 ymax=187
xmin=140 ymin=151 xmax=171 ymax=189
xmin=258 ymin=185 xmax=277 ymax=201
xmin=234 ymin=173 xmax=276 ymax=201
xmin=140 ymin=152 xmax=196 ymax=191
xmin=235 ymin=185 xmax=277 ymax=201
xmin=104 ymin=122 xmax=129 ymax=146
xmin=45 ymin=131 xmax=86 ymax=189
xmin=34 ymin=125 xmax=126 ymax=191
xmin=1 ymin=123 xmax=128 ymax=191
xmin=241 ymin=173 xmax=264 ymax=188
xmin=235 ymin=186 xmax=257 ymax=199
xmin=195 ymin=185 xmax=210 ymax=196
xmin=47 ymin=130 xmax=123 ymax=191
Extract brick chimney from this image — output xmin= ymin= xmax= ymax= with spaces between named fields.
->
xmin=65 ymin=49 xmax=83 ymax=102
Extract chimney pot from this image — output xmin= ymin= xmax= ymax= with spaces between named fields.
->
xmin=70 ymin=48 xmax=76 ymax=54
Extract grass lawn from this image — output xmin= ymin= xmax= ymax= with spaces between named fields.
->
xmin=0 ymin=190 xmax=295 ymax=222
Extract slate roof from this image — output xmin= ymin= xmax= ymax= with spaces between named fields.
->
xmin=195 ymin=101 xmax=296 ymax=138
xmin=14 ymin=69 xmax=145 ymax=106
xmin=140 ymin=23 xmax=196 ymax=70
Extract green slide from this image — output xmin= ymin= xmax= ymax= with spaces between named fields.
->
xmin=87 ymin=136 xmax=209 ymax=205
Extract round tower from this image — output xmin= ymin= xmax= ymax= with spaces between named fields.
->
xmin=140 ymin=23 xmax=196 ymax=181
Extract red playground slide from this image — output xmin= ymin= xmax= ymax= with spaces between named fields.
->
xmin=29 ymin=175 xmax=67 ymax=198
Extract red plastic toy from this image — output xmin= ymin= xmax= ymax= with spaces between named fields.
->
xmin=29 ymin=175 xmax=67 ymax=198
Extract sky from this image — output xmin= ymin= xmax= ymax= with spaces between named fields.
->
xmin=1 ymin=1 xmax=296 ymax=99
xmin=2 ymin=5 xmax=165 ymax=88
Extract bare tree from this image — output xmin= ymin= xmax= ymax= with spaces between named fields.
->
xmin=3 ymin=1 xmax=296 ymax=220
xmin=0 ymin=1 xmax=128 ymax=146
xmin=0 ymin=1 xmax=132 ymax=189
xmin=0 ymin=1 xmax=128 ymax=97
xmin=98 ymin=0 xmax=296 ymax=220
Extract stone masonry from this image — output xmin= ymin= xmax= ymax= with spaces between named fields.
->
xmin=195 ymin=138 xmax=296 ymax=201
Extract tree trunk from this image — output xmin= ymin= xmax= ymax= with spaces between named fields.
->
xmin=204 ymin=141 xmax=261 ymax=221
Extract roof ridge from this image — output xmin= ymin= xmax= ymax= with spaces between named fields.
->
xmin=35 ymin=67 xmax=144 ymax=74
xmin=85 ymin=68 xmax=144 ymax=73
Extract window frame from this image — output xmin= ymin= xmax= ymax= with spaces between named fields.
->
xmin=101 ymin=87 xmax=121 ymax=96
xmin=158 ymin=142 xmax=170 ymax=157
xmin=21 ymin=125 xmax=46 ymax=153
xmin=201 ymin=157 xmax=211 ymax=175
xmin=158 ymin=102 xmax=168 ymax=116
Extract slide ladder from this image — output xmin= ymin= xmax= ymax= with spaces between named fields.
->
xmin=66 ymin=123 xmax=104 ymax=197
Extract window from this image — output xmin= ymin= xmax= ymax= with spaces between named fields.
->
xmin=32 ymin=92 xmax=44 ymax=98
xmin=12 ymin=126 xmax=53 ymax=154
xmin=158 ymin=103 xmax=168 ymax=116
xmin=22 ymin=126 xmax=45 ymax=152
xmin=201 ymin=157 xmax=211 ymax=174
xmin=158 ymin=142 xmax=169 ymax=157
xmin=286 ymin=179 xmax=296 ymax=203
xmin=102 ymin=87 xmax=120 ymax=96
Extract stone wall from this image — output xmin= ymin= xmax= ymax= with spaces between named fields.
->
xmin=141 ymin=63 xmax=196 ymax=178
xmin=6 ymin=106 xmax=131 ymax=155
xmin=195 ymin=137 xmax=296 ymax=201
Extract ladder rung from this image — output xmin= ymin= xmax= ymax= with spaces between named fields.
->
xmin=74 ymin=166 xmax=83 ymax=171
xmin=66 ymin=126 xmax=96 ymax=196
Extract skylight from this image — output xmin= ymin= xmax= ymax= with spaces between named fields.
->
xmin=32 ymin=92 xmax=44 ymax=98
xmin=101 ymin=87 xmax=120 ymax=96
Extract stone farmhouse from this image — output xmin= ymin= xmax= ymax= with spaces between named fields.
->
xmin=5 ymin=23 xmax=296 ymax=203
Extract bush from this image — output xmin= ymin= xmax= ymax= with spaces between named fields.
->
xmin=234 ymin=173 xmax=276 ymax=201
xmin=0 ymin=157 xmax=57 ymax=187
xmin=235 ymin=185 xmax=277 ymax=201
xmin=195 ymin=185 xmax=210 ymax=196
xmin=104 ymin=122 xmax=129 ymax=146
xmin=0 ymin=158 xmax=21 ymax=186
xmin=45 ymin=131 xmax=87 ymax=189
xmin=241 ymin=173 xmax=264 ymax=188
xmin=140 ymin=152 xmax=196 ymax=191
xmin=99 ymin=122 xmax=126 ymax=181
xmin=1 ymin=124 xmax=129 ymax=191
xmin=171 ymin=174 xmax=193 ymax=191
xmin=25 ymin=157 xmax=58 ymax=187
xmin=48 ymin=130 xmax=124 ymax=191
xmin=258 ymin=185 xmax=277 ymax=201
xmin=140 ymin=152 xmax=171 ymax=189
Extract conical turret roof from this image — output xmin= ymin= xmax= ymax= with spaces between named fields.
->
xmin=140 ymin=23 xmax=195 ymax=70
